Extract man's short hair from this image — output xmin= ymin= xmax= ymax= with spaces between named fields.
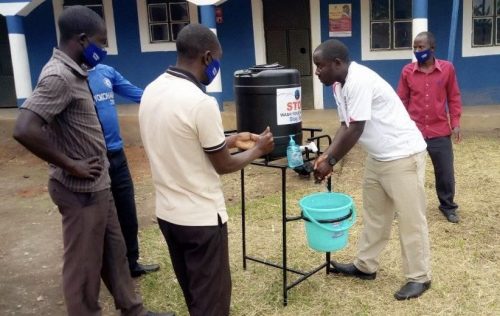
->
xmin=58 ymin=5 xmax=105 ymax=42
xmin=416 ymin=31 xmax=436 ymax=48
xmin=176 ymin=24 xmax=221 ymax=60
xmin=316 ymin=39 xmax=350 ymax=63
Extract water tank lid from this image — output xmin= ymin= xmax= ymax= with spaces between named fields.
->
xmin=248 ymin=63 xmax=285 ymax=72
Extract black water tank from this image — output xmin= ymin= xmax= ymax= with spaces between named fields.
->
xmin=234 ymin=64 xmax=302 ymax=159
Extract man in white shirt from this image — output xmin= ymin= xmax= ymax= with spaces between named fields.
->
xmin=139 ymin=24 xmax=274 ymax=316
xmin=313 ymin=39 xmax=431 ymax=300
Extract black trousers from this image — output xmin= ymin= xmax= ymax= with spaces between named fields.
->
xmin=158 ymin=217 xmax=231 ymax=316
xmin=108 ymin=149 xmax=140 ymax=269
xmin=426 ymin=136 xmax=458 ymax=212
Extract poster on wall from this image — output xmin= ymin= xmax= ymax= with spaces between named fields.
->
xmin=276 ymin=87 xmax=302 ymax=126
xmin=329 ymin=4 xmax=352 ymax=37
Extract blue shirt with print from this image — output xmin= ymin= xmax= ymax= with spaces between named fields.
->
xmin=88 ymin=64 xmax=143 ymax=152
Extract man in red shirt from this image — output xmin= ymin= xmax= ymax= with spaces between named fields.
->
xmin=397 ymin=31 xmax=462 ymax=223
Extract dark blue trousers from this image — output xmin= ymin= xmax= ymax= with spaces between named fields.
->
xmin=425 ymin=136 xmax=458 ymax=212
xmin=107 ymin=148 xmax=140 ymax=269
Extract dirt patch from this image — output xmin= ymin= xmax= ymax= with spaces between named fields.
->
xmin=1 ymin=106 xmax=499 ymax=315
xmin=0 ymin=120 xmax=363 ymax=316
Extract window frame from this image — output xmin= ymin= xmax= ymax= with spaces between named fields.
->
xmin=369 ymin=0 xmax=413 ymax=51
xmin=462 ymin=0 xmax=500 ymax=56
xmin=471 ymin=0 xmax=499 ymax=47
xmin=361 ymin=0 xmax=412 ymax=60
xmin=52 ymin=0 xmax=118 ymax=55
xmin=136 ymin=0 xmax=198 ymax=52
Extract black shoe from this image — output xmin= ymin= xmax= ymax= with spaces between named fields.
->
xmin=146 ymin=311 xmax=175 ymax=316
xmin=394 ymin=281 xmax=431 ymax=300
xmin=329 ymin=262 xmax=376 ymax=280
xmin=130 ymin=263 xmax=160 ymax=278
xmin=293 ymin=161 xmax=314 ymax=177
xmin=440 ymin=209 xmax=459 ymax=223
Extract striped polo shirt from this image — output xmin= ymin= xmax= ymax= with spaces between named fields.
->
xmin=22 ymin=48 xmax=110 ymax=192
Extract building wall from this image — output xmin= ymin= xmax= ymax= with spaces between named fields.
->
xmin=23 ymin=0 xmax=179 ymax=105
xmin=16 ymin=0 xmax=500 ymax=106
xmin=217 ymin=0 xmax=256 ymax=103
xmin=316 ymin=0 xmax=500 ymax=107
xmin=23 ymin=1 xmax=56 ymax=87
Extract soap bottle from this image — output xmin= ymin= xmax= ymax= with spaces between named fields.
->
xmin=286 ymin=135 xmax=304 ymax=168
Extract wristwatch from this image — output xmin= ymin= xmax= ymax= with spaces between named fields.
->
xmin=327 ymin=155 xmax=337 ymax=166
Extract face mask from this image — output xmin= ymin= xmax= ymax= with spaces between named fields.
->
xmin=83 ymin=42 xmax=107 ymax=67
xmin=414 ymin=49 xmax=431 ymax=63
xmin=201 ymin=58 xmax=220 ymax=85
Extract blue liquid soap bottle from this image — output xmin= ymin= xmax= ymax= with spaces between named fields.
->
xmin=286 ymin=135 xmax=304 ymax=168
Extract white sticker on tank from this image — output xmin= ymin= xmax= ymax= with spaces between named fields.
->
xmin=276 ymin=87 xmax=302 ymax=125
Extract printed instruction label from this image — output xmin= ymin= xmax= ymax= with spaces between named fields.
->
xmin=276 ymin=87 xmax=302 ymax=125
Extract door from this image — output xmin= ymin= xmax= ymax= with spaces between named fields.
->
xmin=263 ymin=0 xmax=313 ymax=109
xmin=0 ymin=15 xmax=16 ymax=108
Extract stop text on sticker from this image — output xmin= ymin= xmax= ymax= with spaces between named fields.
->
xmin=287 ymin=101 xmax=301 ymax=111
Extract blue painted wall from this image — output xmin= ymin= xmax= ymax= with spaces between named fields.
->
xmin=318 ymin=0 xmax=500 ymax=106
xmin=23 ymin=0 xmax=178 ymax=104
xmin=217 ymin=0 xmax=257 ymax=103
xmin=105 ymin=1 xmax=178 ymax=104
xmin=14 ymin=0 xmax=500 ymax=106
xmin=23 ymin=1 xmax=57 ymax=85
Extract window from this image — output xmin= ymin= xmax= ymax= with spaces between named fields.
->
xmin=64 ymin=0 xmax=105 ymax=18
xmin=147 ymin=0 xmax=190 ymax=43
xmin=472 ymin=0 xmax=500 ymax=46
xmin=137 ymin=0 xmax=198 ymax=52
xmin=462 ymin=0 xmax=500 ymax=56
xmin=53 ymin=0 xmax=118 ymax=55
xmin=360 ymin=0 xmax=412 ymax=60
xmin=370 ymin=0 xmax=412 ymax=50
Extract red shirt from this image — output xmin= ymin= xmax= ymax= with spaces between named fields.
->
xmin=397 ymin=59 xmax=462 ymax=139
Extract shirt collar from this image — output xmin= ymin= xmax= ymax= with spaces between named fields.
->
xmin=166 ymin=66 xmax=204 ymax=91
xmin=413 ymin=58 xmax=443 ymax=73
xmin=52 ymin=48 xmax=88 ymax=78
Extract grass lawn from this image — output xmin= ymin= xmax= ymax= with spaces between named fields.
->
xmin=136 ymin=132 xmax=499 ymax=316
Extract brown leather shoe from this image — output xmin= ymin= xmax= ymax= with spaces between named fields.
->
xmin=394 ymin=281 xmax=431 ymax=300
xmin=329 ymin=261 xmax=376 ymax=280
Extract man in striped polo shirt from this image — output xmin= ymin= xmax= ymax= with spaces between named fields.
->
xmin=13 ymin=5 xmax=172 ymax=316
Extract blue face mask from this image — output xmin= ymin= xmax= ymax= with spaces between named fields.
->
xmin=414 ymin=49 xmax=431 ymax=64
xmin=83 ymin=42 xmax=107 ymax=68
xmin=201 ymin=58 xmax=220 ymax=85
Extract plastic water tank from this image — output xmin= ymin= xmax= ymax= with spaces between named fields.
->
xmin=234 ymin=63 xmax=302 ymax=159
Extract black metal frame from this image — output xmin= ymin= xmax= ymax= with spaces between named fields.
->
xmin=240 ymin=128 xmax=332 ymax=306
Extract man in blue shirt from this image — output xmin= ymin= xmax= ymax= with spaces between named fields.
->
xmin=88 ymin=64 xmax=159 ymax=277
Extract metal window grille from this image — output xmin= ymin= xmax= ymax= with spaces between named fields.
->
xmin=472 ymin=0 xmax=499 ymax=46
xmin=370 ymin=0 xmax=412 ymax=51
xmin=147 ymin=0 xmax=190 ymax=43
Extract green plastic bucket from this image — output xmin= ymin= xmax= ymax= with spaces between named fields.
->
xmin=299 ymin=192 xmax=356 ymax=252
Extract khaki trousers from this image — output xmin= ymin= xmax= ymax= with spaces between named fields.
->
xmin=354 ymin=151 xmax=431 ymax=282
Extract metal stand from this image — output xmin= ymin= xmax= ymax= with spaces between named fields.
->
xmin=240 ymin=130 xmax=332 ymax=306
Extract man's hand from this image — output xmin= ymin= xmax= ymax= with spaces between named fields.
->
xmin=254 ymin=126 xmax=274 ymax=155
xmin=234 ymin=132 xmax=259 ymax=150
xmin=452 ymin=127 xmax=462 ymax=144
xmin=313 ymin=154 xmax=332 ymax=183
xmin=67 ymin=156 xmax=103 ymax=180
